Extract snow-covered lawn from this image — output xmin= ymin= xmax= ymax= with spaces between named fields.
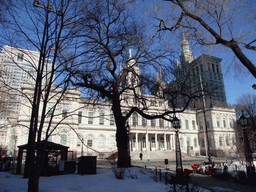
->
xmin=0 ymin=167 xmax=242 ymax=192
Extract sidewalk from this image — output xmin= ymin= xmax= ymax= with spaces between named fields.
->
xmin=189 ymin=173 xmax=256 ymax=192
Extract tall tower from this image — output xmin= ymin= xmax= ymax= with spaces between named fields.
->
xmin=179 ymin=33 xmax=193 ymax=67
xmin=124 ymin=49 xmax=141 ymax=95
xmin=173 ymin=34 xmax=227 ymax=107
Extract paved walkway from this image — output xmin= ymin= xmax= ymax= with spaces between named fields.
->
xmin=98 ymin=155 xmax=256 ymax=192
xmin=189 ymin=173 xmax=256 ymax=192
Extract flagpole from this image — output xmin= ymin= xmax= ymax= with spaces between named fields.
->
xmin=199 ymin=74 xmax=209 ymax=159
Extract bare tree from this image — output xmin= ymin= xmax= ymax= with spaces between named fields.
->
xmin=66 ymin=0 xmax=205 ymax=168
xmin=152 ymin=0 xmax=256 ymax=78
xmin=235 ymin=93 xmax=256 ymax=154
xmin=1 ymin=0 xmax=85 ymax=191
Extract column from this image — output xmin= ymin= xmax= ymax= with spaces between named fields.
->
xmin=164 ymin=133 xmax=167 ymax=151
xmin=135 ymin=133 xmax=138 ymax=151
xmin=155 ymin=133 xmax=158 ymax=151
xmin=171 ymin=134 xmax=175 ymax=151
xmin=146 ymin=132 xmax=149 ymax=160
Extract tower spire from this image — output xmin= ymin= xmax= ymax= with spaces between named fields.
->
xmin=179 ymin=33 xmax=193 ymax=66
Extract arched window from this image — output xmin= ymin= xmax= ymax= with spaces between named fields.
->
xmin=60 ymin=131 xmax=67 ymax=145
xmin=98 ymin=135 xmax=105 ymax=148
xmin=133 ymin=112 xmax=138 ymax=126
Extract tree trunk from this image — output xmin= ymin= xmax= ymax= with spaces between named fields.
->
xmin=112 ymin=99 xmax=131 ymax=168
xmin=28 ymin=169 xmax=39 ymax=192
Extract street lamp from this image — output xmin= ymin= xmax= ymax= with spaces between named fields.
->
xmin=239 ymin=111 xmax=255 ymax=180
xmin=33 ymin=0 xmax=63 ymax=16
xmin=172 ymin=116 xmax=183 ymax=177
xmin=126 ymin=122 xmax=131 ymax=167
xmin=126 ymin=122 xmax=130 ymax=153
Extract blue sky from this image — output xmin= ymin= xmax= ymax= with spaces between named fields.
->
xmin=224 ymin=70 xmax=255 ymax=105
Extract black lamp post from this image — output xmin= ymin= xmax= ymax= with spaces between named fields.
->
xmin=172 ymin=116 xmax=183 ymax=177
xmin=239 ymin=111 xmax=254 ymax=180
xmin=126 ymin=122 xmax=131 ymax=167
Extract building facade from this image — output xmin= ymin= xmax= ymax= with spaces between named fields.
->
xmin=175 ymin=34 xmax=227 ymax=107
xmin=12 ymin=83 xmax=236 ymax=160
xmin=0 ymin=44 xmax=237 ymax=160
xmin=0 ymin=45 xmax=52 ymax=115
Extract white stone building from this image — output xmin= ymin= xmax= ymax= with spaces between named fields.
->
xmin=1 ymin=44 xmax=237 ymax=159
xmin=12 ymin=83 xmax=236 ymax=159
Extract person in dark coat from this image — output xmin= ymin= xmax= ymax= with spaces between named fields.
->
xmin=139 ymin=153 xmax=143 ymax=160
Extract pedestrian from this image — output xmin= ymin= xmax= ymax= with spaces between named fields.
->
xmin=139 ymin=153 xmax=143 ymax=160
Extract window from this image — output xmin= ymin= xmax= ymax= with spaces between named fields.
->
xmin=201 ymin=138 xmax=205 ymax=147
xmin=110 ymin=136 xmax=115 ymax=147
xmin=194 ymin=138 xmax=197 ymax=147
xmin=62 ymin=103 xmax=69 ymax=118
xmin=226 ymin=135 xmax=230 ymax=146
xmin=98 ymin=135 xmax=105 ymax=148
xmin=132 ymin=112 xmax=138 ymax=126
xmin=150 ymin=100 xmax=156 ymax=106
xmin=88 ymin=112 xmax=93 ymax=124
xmin=142 ymin=117 xmax=147 ymax=127
xmin=159 ymin=118 xmax=164 ymax=128
xmin=60 ymin=131 xmax=67 ymax=145
xmin=78 ymin=111 xmax=82 ymax=124
xmin=223 ymin=118 xmax=226 ymax=128
xmin=47 ymin=102 xmax=54 ymax=117
xmin=151 ymin=137 xmax=156 ymax=148
xmin=229 ymin=118 xmax=233 ymax=128
xmin=17 ymin=53 xmax=23 ymax=61
xmin=209 ymin=137 xmax=212 ymax=147
xmin=212 ymin=64 xmax=215 ymax=72
xmin=77 ymin=137 xmax=81 ymax=147
xmin=62 ymin=110 xmax=68 ymax=118
xmin=216 ymin=65 xmax=220 ymax=73
xmin=208 ymin=63 xmax=211 ymax=71
xmin=199 ymin=119 xmax=203 ymax=130
xmin=200 ymin=64 xmax=203 ymax=72
xmin=219 ymin=136 xmax=223 ymax=146
xmin=216 ymin=117 xmax=220 ymax=127
xmin=110 ymin=114 xmax=115 ymax=125
xmin=192 ymin=120 xmax=196 ymax=130
xmin=206 ymin=120 xmax=210 ymax=129
xmin=151 ymin=119 xmax=155 ymax=127
xmin=232 ymin=136 xmax=235 ymax=146
xmin=87 ymin=135 xmax=93 ymax=147
xmin=185 ymin=120 xmax=189 ymax=129
xmin=99 ymin=113 xmax=104 ymax=125
xmin=142 ymin=137 xmax=146 ymax=148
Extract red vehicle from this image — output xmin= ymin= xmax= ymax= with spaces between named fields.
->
xmin=0 ymin=150 xmax=6 ymax=159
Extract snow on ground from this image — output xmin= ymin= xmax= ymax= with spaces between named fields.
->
xmin=0 ymin=167 xmax=241 ymax=192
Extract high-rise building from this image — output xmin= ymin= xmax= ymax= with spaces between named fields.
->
xmin=0 ymin=45 xmax=52 ymax=115
xmin=175 ymin=34 xmax=227 ymax=108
